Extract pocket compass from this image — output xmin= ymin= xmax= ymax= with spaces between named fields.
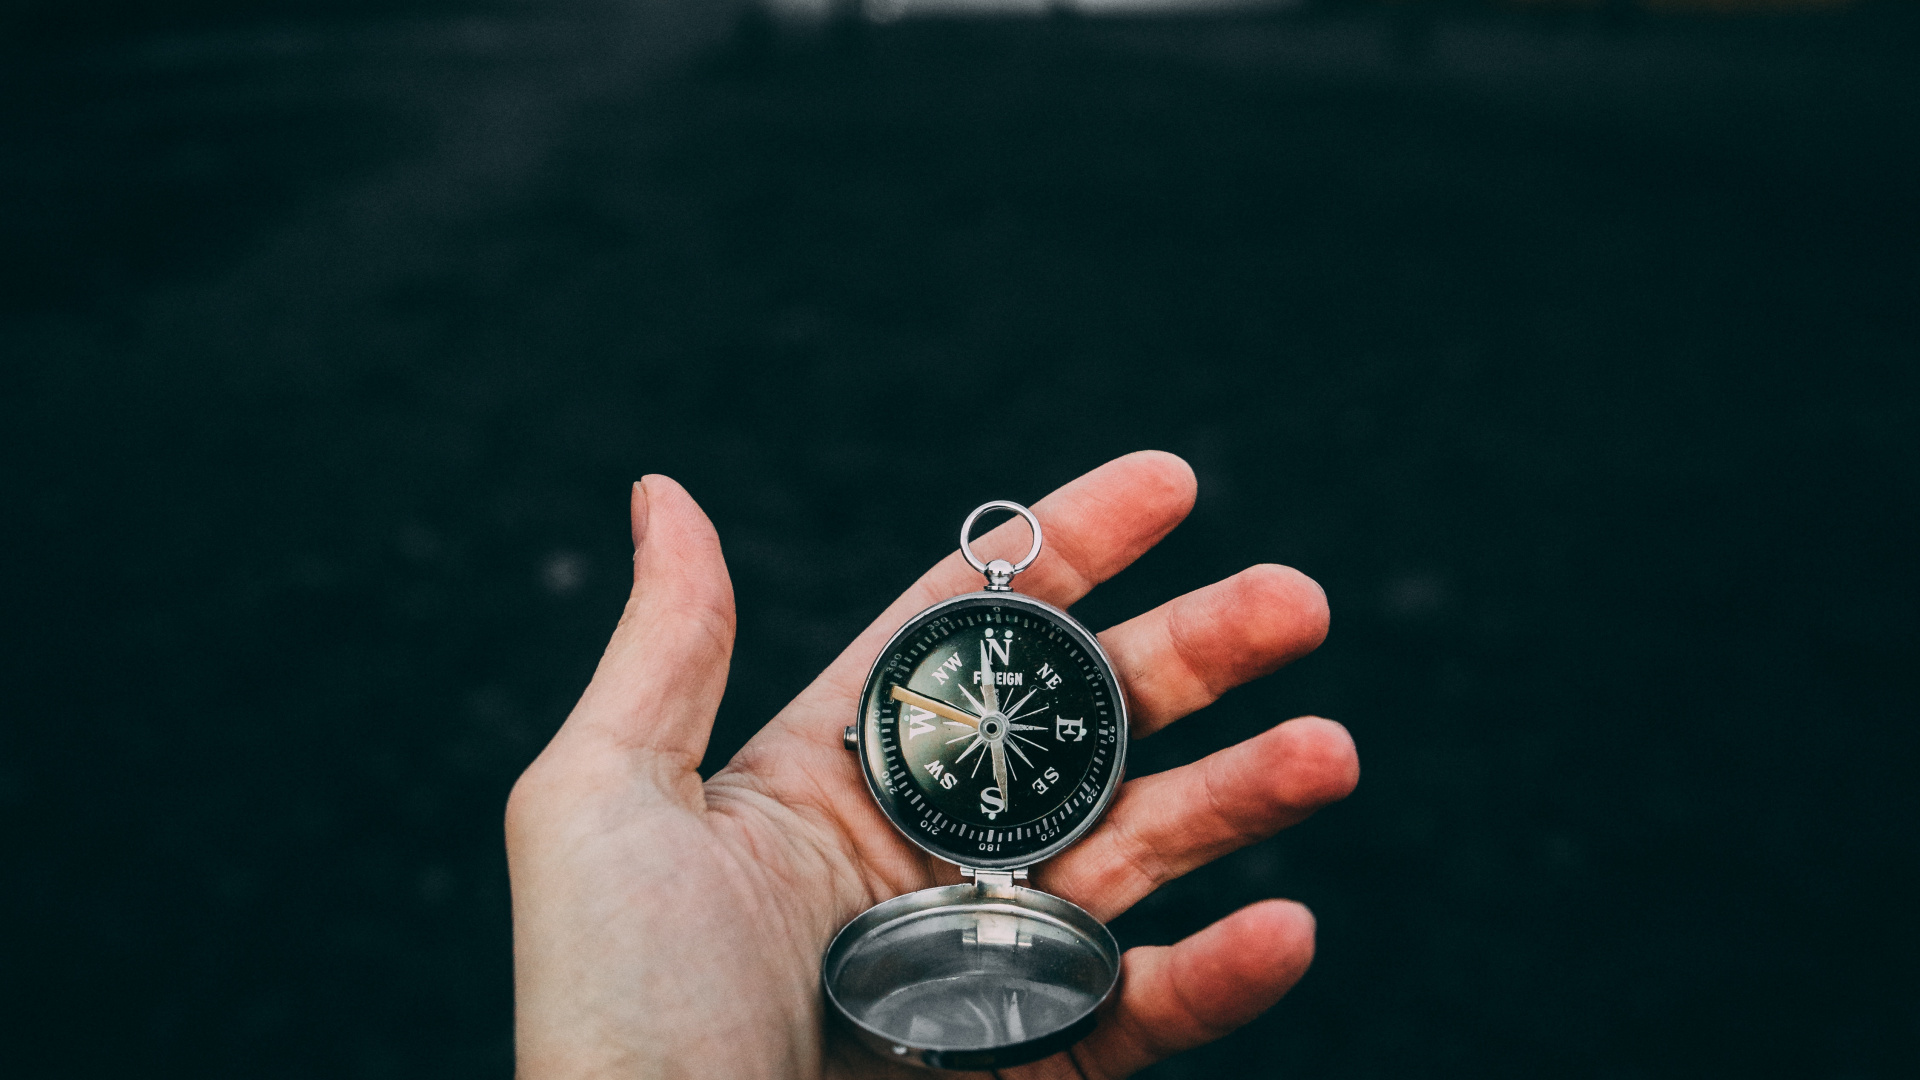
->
xmin=823 ymin=501 xmax=1128 ymax=1070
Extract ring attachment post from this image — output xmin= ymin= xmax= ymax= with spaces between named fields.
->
xmin=959 ymin=501 xmax=1043 ymax=591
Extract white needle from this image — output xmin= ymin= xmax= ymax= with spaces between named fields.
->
xmin=991 ymin=737 xmax=1010 ymax=802
xmin=979 ymin=640 xmax=1001 ymax=714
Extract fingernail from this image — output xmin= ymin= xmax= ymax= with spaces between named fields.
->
xmin=631 ymin=479 xmax=651 ymax=551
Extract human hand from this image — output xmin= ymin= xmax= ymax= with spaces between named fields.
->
xmin=507 ymin=452 xmax=1359 ymax=1079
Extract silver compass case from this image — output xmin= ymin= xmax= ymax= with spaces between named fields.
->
xmin=822 ymin=502 xmax=1129 ymax=1071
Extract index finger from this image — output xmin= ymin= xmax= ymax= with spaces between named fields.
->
xmin=779 ymin=450 xmax=1198 ymax=726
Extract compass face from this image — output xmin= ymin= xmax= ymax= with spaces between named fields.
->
xmin=857 ymin=593 xmax=1127 ymax=869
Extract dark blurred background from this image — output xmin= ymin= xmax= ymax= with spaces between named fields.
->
xmin=3 ymin=0 xmax=1916 ymax=1076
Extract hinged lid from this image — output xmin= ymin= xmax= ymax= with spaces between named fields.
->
xmin=959 ymin=866 xmax=1027 ymax=889
xmin=821 ymin=882 xmax=1120 ymax=1071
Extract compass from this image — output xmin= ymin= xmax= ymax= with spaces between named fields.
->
xmin=823 ymin=502 xmax=1129 ymax=1070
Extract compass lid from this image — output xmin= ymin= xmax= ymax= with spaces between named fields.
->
xmin=821 ymin=881 xmax=1121 ymax=1071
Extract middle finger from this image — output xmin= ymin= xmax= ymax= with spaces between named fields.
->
xmin=1099 ymin=563 xmax=1330 ymax=739
xmin=1035 ymin=715 xmax=1358 ymax=922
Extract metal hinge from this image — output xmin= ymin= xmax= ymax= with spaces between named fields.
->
xmin=959 ymin=866 xmax=1028 ymax=889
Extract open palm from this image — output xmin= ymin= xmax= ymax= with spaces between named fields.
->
xmin=507 ymin=452 xmax=1358 ymax=1079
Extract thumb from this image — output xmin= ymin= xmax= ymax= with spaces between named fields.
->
xmin=559 ymin=475 xmax=736 ymax=781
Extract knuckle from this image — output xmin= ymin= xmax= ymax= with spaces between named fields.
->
xmin=1200 ymin=755 xmax=1268 ymax=849
xmin=1108 ymin=804 xmax=1176 ymax=900
xmin=1163 ymin=605 xmax=1229 ymax=705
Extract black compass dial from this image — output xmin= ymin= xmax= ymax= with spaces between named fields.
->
xmin=857 ymin=593 xmax=1126 ymax=869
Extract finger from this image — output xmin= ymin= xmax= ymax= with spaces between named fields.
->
xmin=1074 ymin=900 xmax=1317 ymax=1079
xmin=951 ymin=450 xmax=1197 ymax=611
xmin=560 ymin=475 xmax=736 ymax=773
xmin=778 ymin=450 xmax=1197 ymax=728
xmin=1036 ymin=717 xmax=1358 ymax=922
xmin=1099 ymin=563 xmax=1329 ymax=739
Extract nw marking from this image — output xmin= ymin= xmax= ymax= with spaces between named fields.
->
xmin=928 ymin=652 xmax=965 ymax=684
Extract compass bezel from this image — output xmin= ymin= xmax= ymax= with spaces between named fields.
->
xmin=854 ymin=590 xmax=1130 ymax=871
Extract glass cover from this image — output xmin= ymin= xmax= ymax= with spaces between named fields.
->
xmin=857 ymin=593 xmax=1128 ymax=870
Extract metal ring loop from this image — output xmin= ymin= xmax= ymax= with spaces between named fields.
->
xmin=959 ymin=501 xmax=1044 ymax=578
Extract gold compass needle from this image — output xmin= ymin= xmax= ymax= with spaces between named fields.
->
xmin=889 ymin=685 xmax=979 ymax=728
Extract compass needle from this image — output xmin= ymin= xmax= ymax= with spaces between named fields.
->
xmin=889 ymin=685 xmax=979 ymax=728
xmin=979 ymin=641 xmax=1001 ymax=714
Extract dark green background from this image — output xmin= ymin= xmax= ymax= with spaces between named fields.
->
xmin=3 ymin=2 xmax=1915 ymax=1076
